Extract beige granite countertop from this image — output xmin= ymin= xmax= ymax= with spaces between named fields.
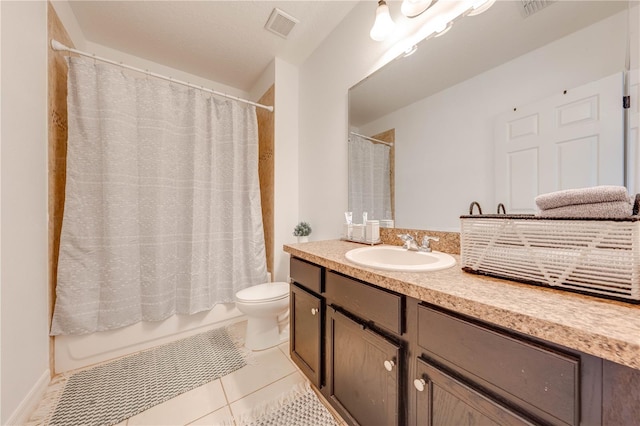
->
xmin=283 ymin=239 xmax=640 ymax=370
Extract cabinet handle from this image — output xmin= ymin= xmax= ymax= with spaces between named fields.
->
xmin=413 ymin=378 xmax=426 ymax=392
xmin=311 ymin=308 xmax=318 ymax=315
xmin=383 ymin=360 xmax=395 ymax=372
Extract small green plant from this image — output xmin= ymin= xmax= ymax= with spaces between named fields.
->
xmin=293 ymin=221 xmax=312 ymax=237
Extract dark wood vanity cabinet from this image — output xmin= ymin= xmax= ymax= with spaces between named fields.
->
xmin=414 ymin=304 xmax=583 ymax=426
xmin=289 ymin=258 xmax=324 ymax=388
xmin=288 ymin=256 xmax=640 ymax=426
xmin=326 ymin=307 xmax=402 ymax=426
xmin=324 ymin=270 xmax=407 ymax=426
xmin=414 ymin=357 xmax=536 ymax=426
xmin=290 ymin=284 xmax=323 ymax=387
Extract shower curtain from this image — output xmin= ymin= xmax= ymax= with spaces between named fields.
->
xmin=51 ymin=57 xmax=268 ymax=335
xmin=348 ymin=134 xmax=391 ymax=221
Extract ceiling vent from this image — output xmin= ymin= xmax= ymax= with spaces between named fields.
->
xmin=519 ymin=0 xmax=555 ymax=18
xmin=265 ymin=8 xmax=299 ymax=39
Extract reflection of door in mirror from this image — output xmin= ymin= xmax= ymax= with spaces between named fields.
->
xmin=348 ymin=129 xmax=395 ymax=223
xmin=495 ymin=72 xmax=624 ymax=214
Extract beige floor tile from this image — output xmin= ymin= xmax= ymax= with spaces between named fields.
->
xmin=277 ymin=341 xmax=291 ymax=360
xmin=228 ymin=371 xmax=307 ymax=421
xmin=221 ymin=346 xmax=297 ymax=402
xmin=187 ymin=406 xmax=235 ymax=426
xmin=127 ymin=380 xmax=227 ymax=425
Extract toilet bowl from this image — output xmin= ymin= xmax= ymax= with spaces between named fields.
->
xmin=235 ymin=282 xmax=289 ymax=351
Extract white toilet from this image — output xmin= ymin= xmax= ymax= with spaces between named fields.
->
xmin=235 ymin=282 xmax=289 ymax=351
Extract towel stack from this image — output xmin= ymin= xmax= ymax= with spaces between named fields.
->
xmin=535 ymin=185 xmax=634 ymax=218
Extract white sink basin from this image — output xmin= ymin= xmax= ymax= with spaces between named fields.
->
xmin=345 ymin=245 xmax=456 ymax=272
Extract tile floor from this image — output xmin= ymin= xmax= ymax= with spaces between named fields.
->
xmin=33 ymin=324 xmax=346 ymax=426
xmin=124 ymin=341 xmax=308 ymax=425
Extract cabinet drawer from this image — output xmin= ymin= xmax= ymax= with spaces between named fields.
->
xmin=417 ymin=304 xmax=579 ymax=426
xmin=290 ymin=257 xmax=322 ymax=293
xmin=325 ymin=271 xmax=403 ymax=335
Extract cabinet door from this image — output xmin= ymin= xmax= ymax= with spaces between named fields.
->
xmin=327 ymin=307 xmax=401 ymax=426
xmin=290 ymin=283 xmax=323 ymax=387
xmin=414 ymin=357 xmax=536 ymax=426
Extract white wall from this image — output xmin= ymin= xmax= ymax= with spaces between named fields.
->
xmin=273 ymin=58 xmax=300 ymax=281
xmin=50 ymin=0 xmax=87 ymax=50
xmin=1 ymin=1 xmax=51 ymax=423
xmin=298 ymin=3 xmax=393 ymax=241
xmin=359 ymin=10 xmax=629 ymax=230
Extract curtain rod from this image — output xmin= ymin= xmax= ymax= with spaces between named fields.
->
xmin=50 ymin=40 xmax=274 ymax=112
xmin=349 ymin=131 xmax=394 ymax=147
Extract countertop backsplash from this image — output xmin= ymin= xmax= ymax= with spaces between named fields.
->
xmin=380 ymin=227 xmax=460 ymax=254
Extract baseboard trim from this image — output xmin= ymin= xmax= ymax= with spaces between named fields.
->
xmin=5 ymin=369 xmax=50 ymax=425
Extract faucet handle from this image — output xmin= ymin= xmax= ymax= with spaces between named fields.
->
xmin=420 ymin=236 xmax=439 ymax=252
xmin=422 ymin=235 xmax=439 ymax=244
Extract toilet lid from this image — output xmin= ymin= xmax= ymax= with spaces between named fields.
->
xmin=235 ymin=282 xmax=289 ymax=303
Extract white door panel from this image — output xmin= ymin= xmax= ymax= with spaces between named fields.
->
xmin=629 ymin=69 xmax=640 ymax=194
xmin=508 ymin=148 xmax=538 ymax=211
xmin=495 ymin=72 xmax=624 ymax=214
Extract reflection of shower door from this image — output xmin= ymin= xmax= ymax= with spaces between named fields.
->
xmin=494 ymin=72 xmax=624 ymax=214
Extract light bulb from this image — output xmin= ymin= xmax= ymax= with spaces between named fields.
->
xmin=401 ymin=0 xmax=434 ymax=18
xmin=370 ymin=0 xmax=395 ymax=41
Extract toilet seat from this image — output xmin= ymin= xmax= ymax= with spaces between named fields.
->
xmin=235 ymin=282 xmax=289 ymax=303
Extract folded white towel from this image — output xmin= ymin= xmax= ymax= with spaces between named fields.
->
xmin=537 ymin=200 xmax=633 ymax=218
xmin=535 ymin=185 xmax=629 ymax=210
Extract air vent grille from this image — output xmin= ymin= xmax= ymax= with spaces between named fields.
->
xmin=520 ymin=0 xmax=555 ymax=17
xmin=265 ymin=8 xmax=299 ymax=39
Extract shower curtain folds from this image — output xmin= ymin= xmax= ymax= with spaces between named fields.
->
xmin=51 ymin=56 xmax=268 ymax=335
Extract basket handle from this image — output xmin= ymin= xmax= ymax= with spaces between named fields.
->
xmin=469 ymin=201 xmax=483 ymax=215
xmin=497 ymin=203 xmax=506 ymax=214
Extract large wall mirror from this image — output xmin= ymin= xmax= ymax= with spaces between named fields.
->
xmin=349 ymin=0 xmax=638 ymax=231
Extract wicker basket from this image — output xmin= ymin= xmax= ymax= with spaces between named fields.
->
xmin=460 ymin=215 xmax=640 ymax=302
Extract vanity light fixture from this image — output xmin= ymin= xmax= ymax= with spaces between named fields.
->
xmin=401 ymin=0 xmax=434 ymax=18
xmin=370 ymin=0 xmax=396 ymax=41
xmin=467 ymin=0 xmax=497 ymax=16
xmin=434 ymin=21 xmax=454 ymax=37
xmin=403 ymin=44 xmax=418 ymax=57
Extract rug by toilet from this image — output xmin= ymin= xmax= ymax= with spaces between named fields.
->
xmin=239 ymin=382 xmax=340 ymax=426
xmin=31 ymin=326 xmax=247 ymax=426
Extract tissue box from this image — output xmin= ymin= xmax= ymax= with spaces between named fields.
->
xmin=366 ymin=220 xmax=380 ymax=243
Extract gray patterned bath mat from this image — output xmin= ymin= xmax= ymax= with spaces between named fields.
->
xmin=41 ymin=326 xmax=247 ymax=426
xmin=240 ymin=383 xmax=340 ymax=426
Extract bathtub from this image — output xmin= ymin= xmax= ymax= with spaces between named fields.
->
xmin=55 ymin=303 xmax=245 ymax=373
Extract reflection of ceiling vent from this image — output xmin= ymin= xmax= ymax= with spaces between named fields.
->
xmin=265 ymin=8 xmax=299 ymax=39
xmin=520 ymin=0 xmax=555 ymax=18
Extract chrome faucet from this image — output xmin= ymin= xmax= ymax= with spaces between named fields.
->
xmin=397 ymin=234 xmax=439 ymax=252
xmin=398 ymin=233 xmax=419 ymax=251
